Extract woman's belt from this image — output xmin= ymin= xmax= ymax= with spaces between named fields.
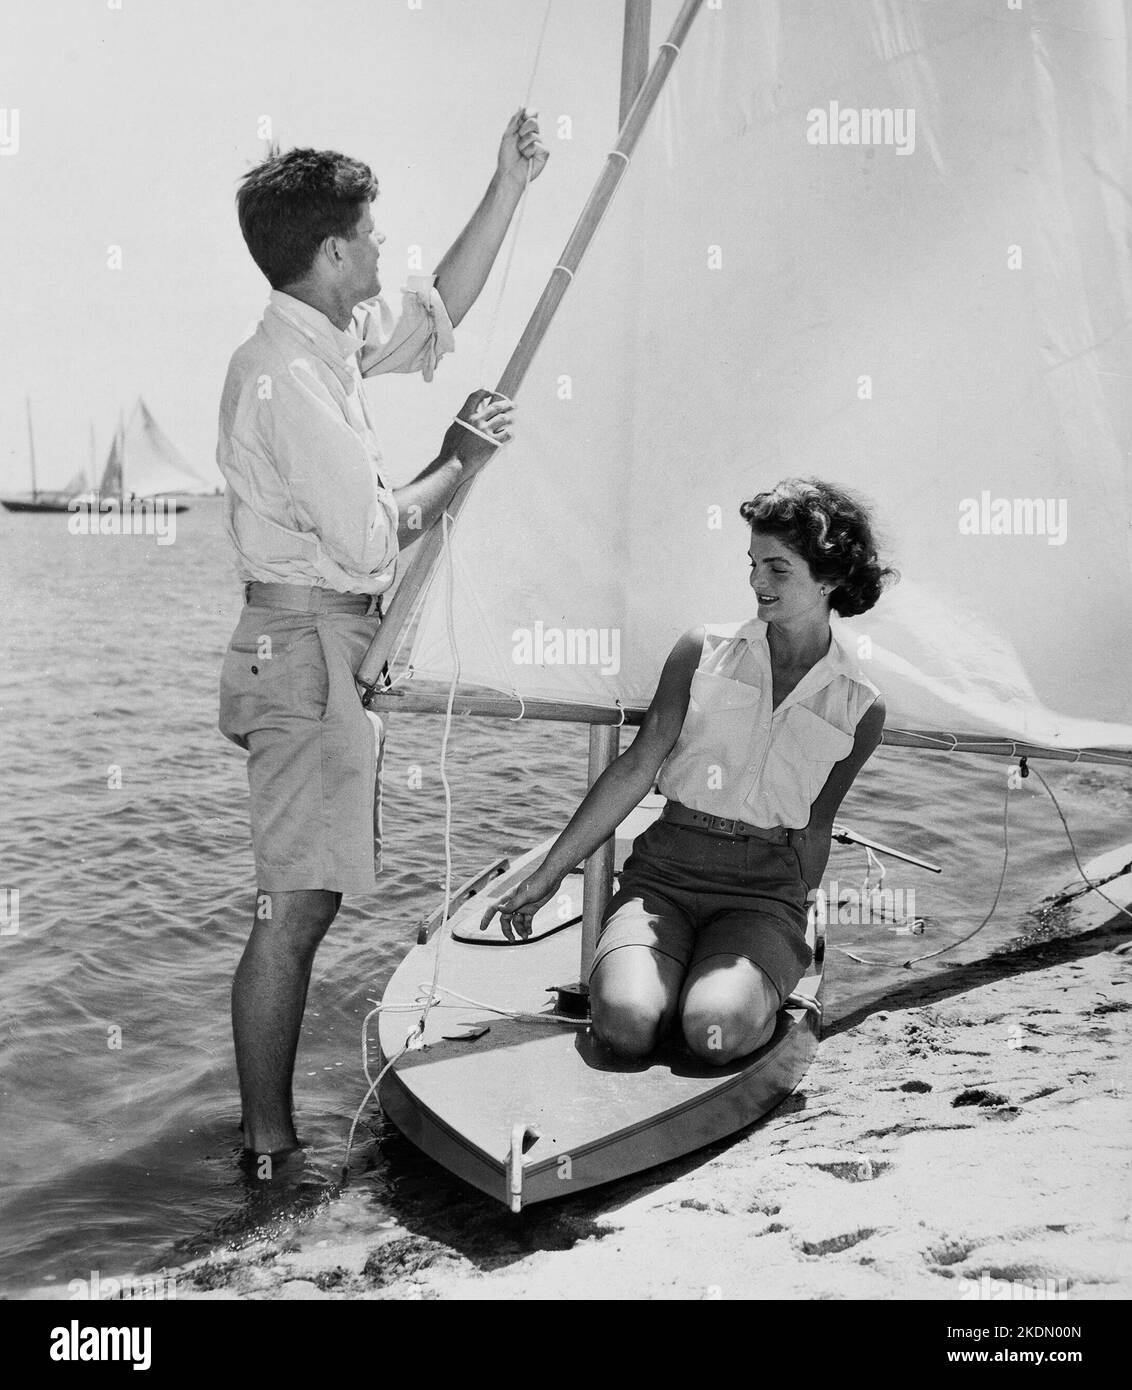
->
xmin=661 ymin=800 xmax=793 ymax=845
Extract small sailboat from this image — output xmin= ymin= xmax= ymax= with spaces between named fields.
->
xmin=4 ymin=398 xmax=210 ymax=515
xmin=0 ymin=399 xmax=89 ymax=513
xmin=355 ymin=0 xmax=1132 ymax=1209
xmin=92 ymin=399 xmax=213 ymax=514
xmin=376 ymin=795 xmax=829 ymax=1210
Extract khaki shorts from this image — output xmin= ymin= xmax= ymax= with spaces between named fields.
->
xmin=218 ymin=605 xmax=385 ymax=894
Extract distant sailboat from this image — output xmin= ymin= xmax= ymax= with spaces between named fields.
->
xmin=94 ymin=398 xmax=213 ymax=514
xmin=4 ymin=396 xmax=209 ymax=516
xmin=0 ymin=399 xmax=89 ymax=514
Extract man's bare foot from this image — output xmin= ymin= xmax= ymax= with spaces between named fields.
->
xmin=237 ymin=1140 xmax=304 ymax=1183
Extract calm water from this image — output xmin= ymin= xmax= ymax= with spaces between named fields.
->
xmin=1 ymin=496 xmax=1127 ymax=1295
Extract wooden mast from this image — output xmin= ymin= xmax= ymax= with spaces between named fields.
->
xmin=118 ymin=406 xmax=126 ymax=506
xmin=355 ymin=0 xmax=704 ymax=699
xmin=578 ymin=0 xmax=654 ymax=980
xmin=26 ymin=397 xmax=38 ymax=502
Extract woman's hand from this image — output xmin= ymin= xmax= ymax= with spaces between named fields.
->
xmin=479 ymin=865 xmax=563 ymax=941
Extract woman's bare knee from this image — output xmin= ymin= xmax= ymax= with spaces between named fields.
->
xmin=681 ymin=1005 xmax=776 ymax=1064
xmin=592 ymin=1002 xmax=665 ymax=1058
xmin=590 ymin=984 xmax=668 ymax=1058
xmin=680 ymin=957 xmax=780 ymax=1064
xmin=589 ymin=948 xmax=682 ymax=1058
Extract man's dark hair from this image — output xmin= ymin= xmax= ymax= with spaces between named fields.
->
xmin=236 ymin=147 xmax=379 ymax=290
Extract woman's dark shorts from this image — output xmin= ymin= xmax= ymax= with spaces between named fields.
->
xmin=591 ymin=815 xmax=812 ymax=1005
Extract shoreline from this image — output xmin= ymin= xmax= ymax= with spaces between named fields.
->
xmin=23 ymin=862 xmax=1132 ymax=1302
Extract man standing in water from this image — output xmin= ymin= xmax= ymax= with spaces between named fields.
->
xmin=217 ymin=112 xmax=547 ymax=1163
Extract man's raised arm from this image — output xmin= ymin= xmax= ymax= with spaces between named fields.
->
xmin=434 ymin=109 xmax=548 ymax=327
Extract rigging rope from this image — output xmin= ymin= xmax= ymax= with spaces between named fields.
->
xmin=833 ymin=757 xmax=1131 ymax=971
xmin=422 ymin=505 xmax=462 ymax=1042
xmin=344 ymin=3 xmax=554 ymax=1173
xmin=475 ymin=0 xmax=553 ymax=382
xmin=1028 ymin=763 xmax=1132 ymax=927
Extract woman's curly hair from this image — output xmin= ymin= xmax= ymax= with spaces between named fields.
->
xmin=739 ymin=478 xmax=898 ymax=618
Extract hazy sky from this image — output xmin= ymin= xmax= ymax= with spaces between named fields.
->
xmin=1 ymin=0 xmax=672 ymax=490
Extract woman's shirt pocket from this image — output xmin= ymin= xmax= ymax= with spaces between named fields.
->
xmin=658 ymin=669 xmax=764 ymax=799
xmin=771 ymin=704 xmax=855 ymax=815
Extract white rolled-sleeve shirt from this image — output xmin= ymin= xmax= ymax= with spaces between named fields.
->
xmin=217 ymin=277 xmax=454 ymax=595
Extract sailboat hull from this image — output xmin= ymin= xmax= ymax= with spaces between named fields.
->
xmin=377 ymin=803 xmax=823 ymax=1210
xmin=1 ymin=497 xmax=190 ymax=514
xmin=1 ymin=498 xmax=76 ymax=513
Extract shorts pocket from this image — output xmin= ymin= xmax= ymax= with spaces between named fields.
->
xmin=788 ymin=839 xmax=812 ymax=891
xmin=368 ymin=710 xmax=386 ymax=875
xmin=219 ymin=615 xmax=329 ymax=748
xmin=637 ymin=818 xmax=680 ymax=857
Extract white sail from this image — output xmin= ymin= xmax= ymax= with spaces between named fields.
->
xmin=406 ymin=0 xmax=1132 ymax=753
xmin=99 ymin=428 xmax=123 ymax=498
xmin=100 ymin=398 xmax=211 ymax=498
xmin=59 ymin=469 xmax=88 ymax=497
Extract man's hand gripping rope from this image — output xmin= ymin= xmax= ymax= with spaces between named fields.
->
xmin=443 ymin=389 xmax=516 ymax=475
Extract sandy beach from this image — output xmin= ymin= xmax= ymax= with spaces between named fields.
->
xmin=133 ymin=855 xmax=1130 ymax=1303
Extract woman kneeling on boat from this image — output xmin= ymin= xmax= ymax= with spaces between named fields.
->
xmin=483 ymin=479 xmax=894 ymax=1064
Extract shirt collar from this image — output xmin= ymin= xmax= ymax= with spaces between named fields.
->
xmin=266 ymin=290 xmax=365 ymax=363
xmin=740 ymin=617 xmax=863 ymax=699
xmin=815 ymin=626 xmax=861 ymax=680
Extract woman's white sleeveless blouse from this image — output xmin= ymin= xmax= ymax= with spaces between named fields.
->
xmin=656 ymin=619 xmax=881 ymax=829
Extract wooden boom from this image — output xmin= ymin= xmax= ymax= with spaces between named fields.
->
xmin=364 ymin=680 xmax=1132 ymax=769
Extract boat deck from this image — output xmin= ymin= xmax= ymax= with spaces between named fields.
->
xmin=377 ymin=799 xmax=822 ymax=1208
